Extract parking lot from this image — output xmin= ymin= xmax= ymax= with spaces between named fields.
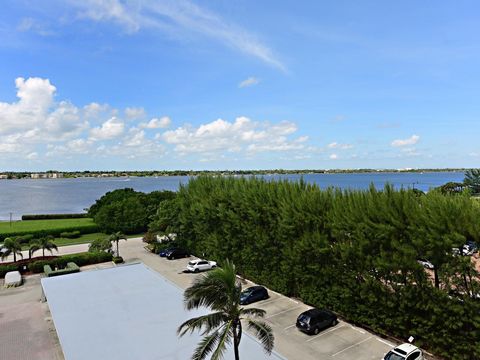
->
xmin=120 ymin=239 xmax=397 ymax=360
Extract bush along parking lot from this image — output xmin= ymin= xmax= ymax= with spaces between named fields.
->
xmin=27 ymin=252 xmax=113 ymax=273
xmin=0 ymin=252 xmax=113 ymax=277
xmin=152 ymin=176 xmax=480 ymax=360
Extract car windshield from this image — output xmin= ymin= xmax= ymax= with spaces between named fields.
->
xmin=188 ymin=261 xmax=197 ymax=265
xmin=384 ymin=351 xmax=406 ymax=360
xmin=241 ymin=289 xmax=253 ymax=296
xmin=297 ymin=314 xmax=310 ymax=324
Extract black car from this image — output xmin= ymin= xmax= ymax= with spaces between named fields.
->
xmin=165 ymin=248 xmax=189 ymax=260
xmin=296 ymin=309 xmax=337 ymax=335
xmin=239 ymin=286 xmax=269 ymax=305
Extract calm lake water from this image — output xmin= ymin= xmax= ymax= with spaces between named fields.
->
xmin=0 ymin=172 xmax=464 ymax=220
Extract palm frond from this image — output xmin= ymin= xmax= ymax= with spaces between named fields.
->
xmin=177 ymin=312 xmax=227 ymax=337
xmin=247 ymin=319 xmax=274 ymax=354
xmin=240 ymin=307 xmax=266 ymax=318
xmin=211 ymin=320 xmax=233 ymax=360
xmin=1 ymin=249 xmax=11 ymax=260
xmin=191 ymin=330 xmax=221 ymax=360
xmin=184 ymin=261 xmax=242 ymax=311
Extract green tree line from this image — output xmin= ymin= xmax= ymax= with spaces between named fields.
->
xmin=150 ymin=176 xmax=480 ymax=360
xmin=88 ymin=188 xmax=176 ymax=234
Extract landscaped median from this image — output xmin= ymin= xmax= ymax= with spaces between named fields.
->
xmin=0 ymin=252 xmax=113 ymax=278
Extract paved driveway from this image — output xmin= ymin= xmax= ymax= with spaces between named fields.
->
xmin=118 ymin=238 xmax=396 ymax=360
xmin=0 ymin=238 xmax=400 ymax=360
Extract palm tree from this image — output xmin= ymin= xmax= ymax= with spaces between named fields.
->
xmin=464 ymin=169 xmax=480 ymax=194
xmin=109 ymin=232 xmax=127 ymax=257
xmin=28 ymin=240 xmax=40 ymax=260
xmin=1 ymin=237 xmax=23 ymax=263
xmin=33 ymin=235 xmax=58 ymax=258
xmin=178 ymin=260 xmax=274 ymax=360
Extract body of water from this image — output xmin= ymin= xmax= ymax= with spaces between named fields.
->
xmin=0 ymin=172 xmax=464 ymax=220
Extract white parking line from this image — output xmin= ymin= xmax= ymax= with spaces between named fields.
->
xmin=306 ymin=325 xmax=345 ymax=342
xmin=266 ymin=305 xmax=301 ymax=319
xmin=258 ymin=297 xmax=281 ymax=306
xmin=284 ymin=324 xmax=296 ymax=331
xmin=376 ymin=338 xmax=394 ymax=347
xmin=350 ymin=325 xmax=366 ymax=334
xmin=332 ymin=336 xmax=372 ymax=357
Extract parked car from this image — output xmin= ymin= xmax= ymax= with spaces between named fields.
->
xmin=383 ymin=343 xmax=424 ymax=360
xmin=186 ymin=259 xmax=217 ymax=273
xmin=159 ymin=247 xmax=176 ymax=257
xmin=165 ymin=248 xmax=189 ymax=260
xmin=416 ymin=259 xmax=434 ymax=270
xmin=466 ymin=240 xmax=478 ymax=252
xmin=239 ymin=286 xmax=269 ymax=305
xmin=296 ymin=308 xmax=337 ymax=335
xmin=462 ymin=243 xmax=476 ymax=256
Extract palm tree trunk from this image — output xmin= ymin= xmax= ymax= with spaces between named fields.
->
xmin=116 ymin=241 xmax=120 ymax=257
xmin=233 ymin=333 xmax=240 ymax=360
xmin=43 ymin=248 xmax=45 ymax=258
xmin=233 ymin=319 xmax=241 ymax=360
xmin=13 ymin=253 xmax=16 ymax=263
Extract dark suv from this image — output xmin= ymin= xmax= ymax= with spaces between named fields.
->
xmin=239 ymin=286 xmax=269 ymax=305
xmin=296 ymin=309 xmax=337 ymax=335
xmin=165 ymin=248 xmax=189 ymax=260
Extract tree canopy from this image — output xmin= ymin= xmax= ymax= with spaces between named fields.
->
xmin=158 ymin=176 xmax=480 ymax=360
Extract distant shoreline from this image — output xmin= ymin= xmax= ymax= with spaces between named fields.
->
xmin=0 ymin=168 xmax=468 ymax=180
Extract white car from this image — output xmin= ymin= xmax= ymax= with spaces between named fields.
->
xmin=186 ymin=259 xmax=217 ymax=273
xmin=416 ymin=259 xmax=434 ymax=270
xmin=383 ymin=343 xmax=424 ymax=360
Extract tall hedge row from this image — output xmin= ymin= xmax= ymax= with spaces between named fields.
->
xmin=157 ymin=176 xmax=480 ymax=360
xmin=21 ymin=213 xmax=88 ymax=220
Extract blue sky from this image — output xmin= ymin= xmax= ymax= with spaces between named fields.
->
xmin=0 ymin=0 xmax=479 ymax=171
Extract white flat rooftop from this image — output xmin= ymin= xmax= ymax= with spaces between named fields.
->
xmin=41 ymin=263 xmax=285 ymax=360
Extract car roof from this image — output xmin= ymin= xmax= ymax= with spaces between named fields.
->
xmin=245 ymin=286 xmax=265 ymax=291
xmin=394 ymin=343 xmax=420 ymax=355
xmin=301 ymin=308 xmax=332 ymax=317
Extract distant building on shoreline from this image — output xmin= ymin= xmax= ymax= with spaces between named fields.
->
xmin=30 ymin=172 xmax=64 ymax=179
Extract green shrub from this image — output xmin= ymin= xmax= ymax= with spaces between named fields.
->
xmin=59 ymin=231 xmax=81 ymax=238
xmin=112 ymin=256 xmax=124 ymax=264
xmin=149 ymin=241 xmax=176 ymax=254
xmin=142 ymin=230 xmax=157 ymax=243
xmin=28 ymin=252 xmax=113 ymax=273
xmin=0 ymin=264 xmax=20 ymax=278
xmin=88 ymin=238 xmax=112 ymax=252
xmin=22 ymin=214 xmax=88 ymax=220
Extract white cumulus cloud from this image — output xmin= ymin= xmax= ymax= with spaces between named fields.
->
xmin=89 ymin=117 xmax=125 ymax=140
xmin=162 ymin=117 xmax=307 ymax=156
xmin=327 ymin=142 xmax=353 ymax=150
xmin=391 ymin=135 xmax=420 ymax=147
xmin=239 ymin=77 xmax=260 ymax=88
xmin=140 ymin=116 xmax=171 ymax=129
xmin=125 ymin=107 xmax=146 ymax=120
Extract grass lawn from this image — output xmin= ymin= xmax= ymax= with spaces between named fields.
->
xmin=54 ymin=233 xmax=143 ymax=247
xmin=0 ymin=218 xmax=97 ymax=236
xmin=20 ymin=232 xmax=144 ymax=249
